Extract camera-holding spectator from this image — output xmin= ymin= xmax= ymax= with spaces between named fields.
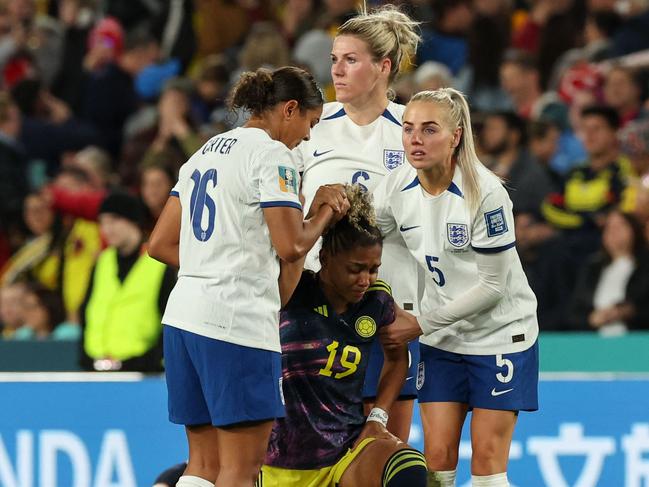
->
xmin=13 ymin=282 xmax=78 ymax=340
xmin=569 ymin=210 xmax=649 ymax=334
xmin=79 ymin=191 xmax=175 ymax=372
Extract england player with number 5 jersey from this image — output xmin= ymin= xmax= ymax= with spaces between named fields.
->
xmin=148 ymin=67 xmax=349 ymax=487
xmin=377 ymin=89 xmax=539 ymax=487
xmin=296 ymin=5 xmax=422 ymax=442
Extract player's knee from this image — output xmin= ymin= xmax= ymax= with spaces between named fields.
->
xmin=381 ymin=448 xmax=427 ymax=487
xmin=425 ymin=443 xmax=458 ymax=470
xmin=471 ymin=437 xmax=501 ymax=465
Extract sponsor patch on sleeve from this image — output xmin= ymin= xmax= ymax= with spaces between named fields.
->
xmin=278 ymin=166 xmax=298 ymax=194
xmin=484 ymin=207 xmax=508 ymax=237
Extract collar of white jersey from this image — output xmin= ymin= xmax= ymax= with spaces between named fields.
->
xmin=322 ymin=103 xmax=402 ymax=127
xmin=400 ymin=165 xmax=464 ymax=198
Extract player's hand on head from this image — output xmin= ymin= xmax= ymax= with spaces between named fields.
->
xmin=308 ymin=183 xmax=349 ymax=219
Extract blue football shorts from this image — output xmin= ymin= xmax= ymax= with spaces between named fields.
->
xmin=362 ymin=339 xmax=420 ymax=400
xmin=416 ymin=341 xmax=539 ymax=411
xmin=164 ymin=324 xmax=285 ymax=427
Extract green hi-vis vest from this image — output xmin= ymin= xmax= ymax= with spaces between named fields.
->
xmin=85 ymin=247 xmax=166 ymax=361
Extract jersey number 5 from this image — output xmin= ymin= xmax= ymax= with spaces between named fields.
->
xmin=426 ymin=255 xmax=446 ymax=287
xmin=319 ymin=340 xmax=361 ymax=379
xmin=189 ymin=169 xmax=218 ymax=242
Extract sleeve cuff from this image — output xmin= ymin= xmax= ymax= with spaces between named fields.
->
xmin=416 ymin=315 xmax=437 ymax=335
xmin=169 ymin=190 xmax=180 ymax=197
xmin=260 ymin=200 xmax=303 ymax=211
xmin=471 ymin=241 xmax=516 ymax=254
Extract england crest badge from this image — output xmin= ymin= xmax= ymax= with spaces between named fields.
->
xmin=383 ymin=149 xmax=405 ymax=170
xmin=416 ymin=362 xmax=425 ymax=390
xmin=447 ymin=223 xmax=469 ymax=247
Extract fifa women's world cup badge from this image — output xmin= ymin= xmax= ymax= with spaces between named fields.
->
xmin=278 ymin=166 xmax=298 ymax=194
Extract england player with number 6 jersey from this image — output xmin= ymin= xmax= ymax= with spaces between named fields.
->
xmin=148 ymin=67 xmax=349 ymax=487
xmin=377 ymin=89 xmax=539 ymax=487
xmin=296 ymin=5 xmax=423 ymax=441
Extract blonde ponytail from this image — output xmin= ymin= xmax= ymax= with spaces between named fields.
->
xmin=409 ymin=88 xmax=492 ymax=214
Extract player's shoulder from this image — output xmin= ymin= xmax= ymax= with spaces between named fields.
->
xmin=362 ymin=279 xmax=395 ymax=326
xmin=365 ymin=279 xmax=393 ymax=298
xmin=475 ymin=162 xmax=507 ymax=197
xmin=383 ymin=162 xmax=418 ymax=193
xmin=384 ymin=101 xmax=405 ymax=124
xmin=320 ymin=102 xmax=346 ymax=121
xmin=284 ymin=270 xmax=319 ymax=310
xmin=248 ymin=130 xmax=295 ymax=166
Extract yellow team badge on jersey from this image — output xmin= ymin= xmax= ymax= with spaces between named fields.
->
xmin=355 ymin=316 xmax=376 ymax=338
xmin=278 ymin=166 xmax=298 ymax=194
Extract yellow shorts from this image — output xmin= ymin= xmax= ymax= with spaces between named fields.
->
xmin=257 ymin=437 xmax=376 ymax=487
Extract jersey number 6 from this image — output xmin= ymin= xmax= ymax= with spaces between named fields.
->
xmin=189 ymin=169 xmax=218 ymax=242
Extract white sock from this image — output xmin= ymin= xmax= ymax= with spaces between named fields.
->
xmin=176 ymin=475 xmax=215 ymax=487
xmin=428 ymin=469 xmax=456 ymax=487
xmin=472 ymin=472 xmax=509 ymax=486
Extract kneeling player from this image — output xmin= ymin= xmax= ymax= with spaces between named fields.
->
xmin=258 ymin=186 xmax=427 ymax=487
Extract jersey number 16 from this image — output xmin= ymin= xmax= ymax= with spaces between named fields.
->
xmin=189 ymin=169 xmax=218 ymax=242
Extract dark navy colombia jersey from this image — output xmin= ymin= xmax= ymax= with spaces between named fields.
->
xmin=265 ymin=270 xmax=395 ymax=470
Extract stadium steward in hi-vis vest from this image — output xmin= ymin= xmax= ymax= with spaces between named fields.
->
xmin=84 ymin=246 xmax=166 ymax=360
xmin=81 ymin=191 xmax=175 ymax=372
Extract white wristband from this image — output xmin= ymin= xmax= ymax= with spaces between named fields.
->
xmin=366 ymin=407 xmax=389 ymax=427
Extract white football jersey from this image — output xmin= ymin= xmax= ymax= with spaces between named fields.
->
xmin=162 ymin=127 xmax=302 ymax=353
xmin=297 ymin=101 xmax=422 ymax=314
xmin=373 ymin=162 xmax=539 ymax=355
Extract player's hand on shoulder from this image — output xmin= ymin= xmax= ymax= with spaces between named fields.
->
xmin=353 ymin=421 xmax=401 ymax=449
xmin=308 ymin=183 xmax=350 ymax=222
xmin=379 ymin=307 xmax=423 ymax=348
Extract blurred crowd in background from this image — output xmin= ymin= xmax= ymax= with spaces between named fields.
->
xmin=0 ymin=0 xmax=648 ymax=371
